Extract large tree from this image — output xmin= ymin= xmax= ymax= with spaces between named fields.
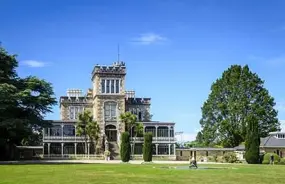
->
xmin=0 ymin=46 xmax=57 ymax=160
xmin=198 ymin=65 xmax=279 ymax=147
xmin=76 ymin=110 xmax=100 ymax=155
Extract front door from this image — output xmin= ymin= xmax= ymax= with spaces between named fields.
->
xmin=105 ymin=125 xmax=117 ymax=142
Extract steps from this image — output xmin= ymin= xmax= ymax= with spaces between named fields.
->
xmin=109 ymin=141 xmax=120 ymax=160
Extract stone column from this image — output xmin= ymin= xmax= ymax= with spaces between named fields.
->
xmin=61 ymin=124 xmax=64 ymax=141
xmin=156 ymin=144 xmax=158 ymax=155
xmin=74 ymin=125 xmax=77 ymax=142
xmin=173 ymin=144 xmax=176 ymax=156
xmin=168 ymin=144 xmax=171 ymax=156
xmin=88 ymin=143 xmax=90 ymax=158
xmin=47 ymin=143 xmax=50 ymax=158
xmin=168 ymin=126 xmax=171 ymax=142
xmin=61 ymin=143 xmax=64 ymax=158
xmin=131 ymin=144 xmax=134 ymax=156
xmin=74 ymin=143 xmax=77 ymax=157
xmin=155 ymin=126 xmax=158 ymax=139
xmin=42 ymin=143 xmax=45 ymax=157
xmin=48 ymin=128 xmax=50 ymax=137
xmin=105 ymin=80 xmax=107 ymax=93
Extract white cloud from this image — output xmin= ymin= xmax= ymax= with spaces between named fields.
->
xmin=133 ymin=33 xmax=167 ymax=45
xmin=21 ymin=60 xmax=49 ymax=68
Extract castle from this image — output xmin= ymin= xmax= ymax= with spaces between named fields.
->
xmin=42 ymin=61 xmax=176 ymax=159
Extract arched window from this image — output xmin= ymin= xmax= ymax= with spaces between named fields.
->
xmin=104 ymin=102 xmax=117 ymax=121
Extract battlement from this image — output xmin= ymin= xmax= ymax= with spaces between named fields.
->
xmin=91 ymin=61 xmax=126 ymax=78
xmin=67 ymin=89 xmax=83 ymax=98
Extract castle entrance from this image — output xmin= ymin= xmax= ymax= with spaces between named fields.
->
xmin=105 ymin=125 xmax=117 ymax=142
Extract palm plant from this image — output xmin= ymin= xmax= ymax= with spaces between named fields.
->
xmin=119 ymin=112 xmax=145 ymax=156
xmin=76 ymin=110 xmax=100 ymax=155
xmin=119 ymin=112 xmax=137 ymax=136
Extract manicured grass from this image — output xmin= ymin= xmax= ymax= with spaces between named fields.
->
xmin=0 ymin=163 xmax=285 ymax=184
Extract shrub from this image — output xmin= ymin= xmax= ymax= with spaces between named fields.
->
xmin=262 ymin=153 xmax=280 ymax=164
xmin=143 ymin=132 xmax=153 ymax=162
xmin=207 ymin=156 xmax=215 ymax=162
xmin=217 ymin=156 xmax=224 ymax=163
xmin=120 ymin=132 xmax=131 ymax=162
xmin=279 ymin=158 xmax=285 ymax=165
xmin=223 ymin=152 xmax=238 ymax=163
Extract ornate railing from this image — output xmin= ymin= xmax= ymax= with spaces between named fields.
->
xmin=43 ymin=136 xmax=86 ymax=141
xmin=131 ymin=137 xmax=176 ymax=142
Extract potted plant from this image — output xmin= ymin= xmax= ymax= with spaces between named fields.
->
xmin=104 ymin=150 xmax=110 ymax=161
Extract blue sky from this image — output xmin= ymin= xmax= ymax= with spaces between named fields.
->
xmin=1 ymin=0 xmax=285 ymax=141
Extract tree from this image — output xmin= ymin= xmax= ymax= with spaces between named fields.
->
xmin=198 ymin=65 xmax=279 ymax=147
xmin=132 ymin=122 xmax=144 ymax=156
xmin=0 ymin=45 xmax=57 ymax=160
xmin=143 ymin=132 xmax=153 ymax=162
xmin=76 ymin=110 xmax=100 ymax=155
xmin=119 ymin=112 xmax=137 ymax=134
xmin=245 ymin=115 xmax=260 ymax=164
xmin=120 ymin=132 xmax=131 ymax=162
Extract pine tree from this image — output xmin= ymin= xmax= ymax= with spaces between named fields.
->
xmin=143 ymin=132 xmax=153 ymax=162
xmin=120 ymin=132 xmax=131 ymax=162
xmin=245 ymin=115 xmax=260 ymax=164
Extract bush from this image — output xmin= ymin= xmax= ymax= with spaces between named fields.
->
xmin=223 ymin=152 xmax=238 ymax=163
xmin=143 ymin=132 xmax=153 ymax=162
xmin=120 ymin=132 xmax=131 ymax=162
xmin=279 ymin=158 xmax=285 ymax=165
xmin=262 ymin=153 xmax=280 ymax=164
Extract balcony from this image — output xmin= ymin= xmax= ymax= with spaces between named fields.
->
xmin=43 ymin=136 xmax=86 ymax=143
xmin=131 ymin=137 xmax=176 ymax=143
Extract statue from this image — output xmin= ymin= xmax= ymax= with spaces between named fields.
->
xmin=189 ymin=157 xmax=198 ymax=169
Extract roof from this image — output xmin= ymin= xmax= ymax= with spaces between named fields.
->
xmin=260 ymin=135 xmax=285 ymax=148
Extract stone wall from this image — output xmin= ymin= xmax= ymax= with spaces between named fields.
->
xmin=176 ymin=149 xmax=234 ymax=161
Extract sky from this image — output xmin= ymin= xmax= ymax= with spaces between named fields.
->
xmin=1 ymin=0 xmax=285 ymax=142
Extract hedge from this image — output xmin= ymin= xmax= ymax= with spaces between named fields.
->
xmin=262 ymin=153 xmax=280 ymax=164
xmin=143 ymin=132 xmax=153 ymax=162
xmin=120 ymin=132 xmax=131 ymax=162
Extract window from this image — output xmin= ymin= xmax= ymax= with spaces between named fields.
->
xmin=158 ymin=144 xmax=169 ymax=155
xmin=101 ymin=79 xmax=105 ymax=93
xmin=116 ymin=80 xmax=120 ymax=93
xmin=111 ymin=80 xmax=115 ymax=93
xmin=106 ymin=80 xmax=110 ymax=93
xmin=138 ymin=112 xmax=142 ymax=121
xmin=206 ymin=151 xmax=208 ymax=156
xmin=180 ymin=151 xmax=182 ymax=156
xmin=69 ymin=106 xmax=84 ymax=120
xmin=104 ymin=102 xmax=117 ymax=121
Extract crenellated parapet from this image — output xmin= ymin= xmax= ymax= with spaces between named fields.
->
xmin=91 ymin=61 xmax=126 ymax=80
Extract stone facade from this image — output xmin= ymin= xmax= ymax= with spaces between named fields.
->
xmin=42 ymin=61 xmax=176 ymax=159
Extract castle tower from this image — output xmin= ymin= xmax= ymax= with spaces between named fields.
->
xmin=91 ymin=61 xmax=126 ymax=148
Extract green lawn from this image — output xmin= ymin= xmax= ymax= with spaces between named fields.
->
xmin=0 ymin=163 xmax=284 ymax=184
